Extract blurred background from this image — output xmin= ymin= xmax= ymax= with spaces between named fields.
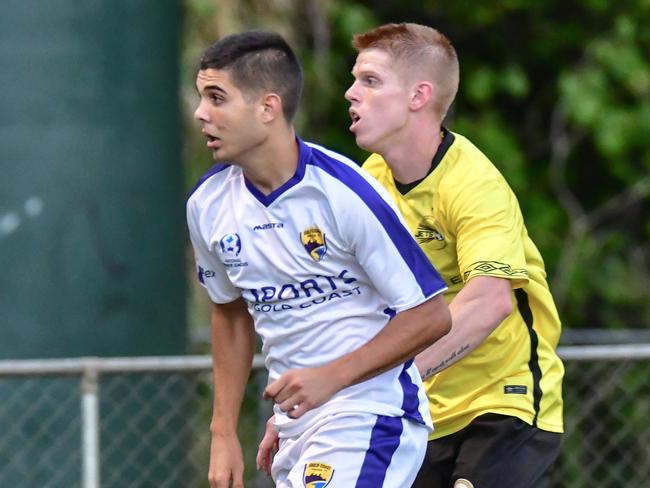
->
xmin=184 ymin=0 xmax=650 ymax=338
xmin=1 ymin=0 xmax=649 ymax=487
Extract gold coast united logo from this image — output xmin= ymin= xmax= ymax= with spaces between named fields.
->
xmin=415 ymin=215 xmax=445 ymax=249
xmin=303 ymin=461 xmax=334 ymax=488
xmin=300 ymin=226 xmax=327 ymax=261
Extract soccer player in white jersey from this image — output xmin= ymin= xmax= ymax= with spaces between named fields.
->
xmin=186 ymin=30 xmax=452 ymax=488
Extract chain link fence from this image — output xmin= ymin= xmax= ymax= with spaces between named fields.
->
xmin=1 ymin=346 xmax=649 ymax=487
xmin=554 ymin=345 xmax=650 ymax=487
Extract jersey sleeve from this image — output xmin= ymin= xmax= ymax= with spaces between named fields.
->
xmin=186 ymin=198 xmax=241 ymax=304
xmin=337 ymin=173 xmax=447 ymax=313
xmin=444 ymin=169 xmax=529 ymax=287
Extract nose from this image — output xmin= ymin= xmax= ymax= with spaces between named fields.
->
xmin=344 ymin=81 xmax=359 ymax=103
xmin=194 ymin=99 xmax=208 ymax=122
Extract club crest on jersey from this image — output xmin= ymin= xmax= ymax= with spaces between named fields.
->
xmin=415 ymin=215 xmax=446 ymax=249
xmin=219 ymin=233 xmax=241 ymax=256
xmin=300 ymin=226 xmax=327 ymax=261
xmin=303 ymin=462 xmax=334 ymax=488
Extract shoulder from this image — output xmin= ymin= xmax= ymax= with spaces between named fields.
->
xmin=361 ymin=153 xmax=390 ymax=179
xmin=187 ymin=162 xmax=238 ymax=205
xmin=186 ymin=163 xmax=240 ymax=223
xmin=438 ymin=132 xmax=507 ymax=191
xmin=447 ymin=132 xmax=496 ymax=171
xmin=304 ymin=141 xmax=362 ymax=175
xmin=439 ymin=132 xmax=522 ymax=218
xmin=302 ymin=141 xmax=381 ymax=195
xmin=188 ymin=163 xmax=232 ymax=199
xmin=302 ymin=141 xmax=401 ymax=216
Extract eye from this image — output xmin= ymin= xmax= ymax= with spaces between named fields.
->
xmin=363 ymin=76 xmax=378 ymax=87
xmin=210 ymin=94 xmax=224 ymax=105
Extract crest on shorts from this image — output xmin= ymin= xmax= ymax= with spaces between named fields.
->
xmin=300 ymin=226 xmax=327 ymax=261
xmin=303 ymin=461 xmax=334 ymax=488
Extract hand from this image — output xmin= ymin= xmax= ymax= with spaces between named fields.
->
xmin=263 ymin=365 xmax=341 ymax=418
xmin=256 ymin=415 xmax=279 ymax=476
xmin=208 ymin=433 xmax=245 ymax=488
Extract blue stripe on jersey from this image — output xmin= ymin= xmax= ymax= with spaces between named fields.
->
xmin=305 ymin=141 xmax=446 ymax=297
xmin=382 ymin=308 xmax=424 ymax=424
xmin=398 ymin=359 xmax=425 ymax=425
xmin=188 ymin=163 xmax=231 ymax=199
xmin=383 ymin=307 xmax=396 ymax=319
xmin=197 ymin=266 xmax=205 ymax=284
xmin=355 ymin=415 xmax=403 ymax=487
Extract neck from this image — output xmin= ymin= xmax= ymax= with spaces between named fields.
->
xmin=384 ymin=122 xmax=443 ymax=184
xmin=242 ymin=127 xmax=298 ymax=195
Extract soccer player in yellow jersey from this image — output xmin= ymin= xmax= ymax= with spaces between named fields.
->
xmin=345 ymin=23 xmax=564 ymax=488
xmin=258 ymin=22 xmax=564 ymax=488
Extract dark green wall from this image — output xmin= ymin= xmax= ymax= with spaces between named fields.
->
xmin=0 ymin=0 xmax=186 ymax=358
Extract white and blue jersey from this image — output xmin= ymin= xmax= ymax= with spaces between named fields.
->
xmin=186 ymin=137 xmax=447 ymax=437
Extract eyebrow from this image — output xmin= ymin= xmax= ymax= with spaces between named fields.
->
xmin=197 ymin=84 xmax=228 ymax=95
xmin=352 ymin=67 xmax=378 ymax=77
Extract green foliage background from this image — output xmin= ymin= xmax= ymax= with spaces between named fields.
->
xmin=180 ymin=2 xmax=650 ymax=485
xmin=182 ymin=1 xmax=650 ymax=330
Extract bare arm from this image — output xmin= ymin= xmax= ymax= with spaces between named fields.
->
xmin=331 ymin=293 xmax=451 ymax=383
xmin=417 ymin=276 xmax=512 ymax=380
xmin=264 ymin=293 xmax=451 ymax=417
xmin=208 ymin=298 xmax=256 ymax=488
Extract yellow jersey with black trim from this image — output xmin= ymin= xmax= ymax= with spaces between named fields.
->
xmin=363 ymin=129 xmax=564 ymax=439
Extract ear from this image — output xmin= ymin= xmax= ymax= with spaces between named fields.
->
xmin=409 ymin=82 xmax=434 ymax=111
xmin=260 ymin=93 xmax=283 ymax=123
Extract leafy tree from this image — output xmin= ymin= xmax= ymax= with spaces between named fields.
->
xmin=182 ymin=0 xmax=650 ymax=330
xmin=181 ymin=2 xmax=650 ymax=486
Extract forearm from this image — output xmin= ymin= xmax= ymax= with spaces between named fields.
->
xmin=326 ymin=294 xmax=451 ymax=389
xmin=416 ymin=306 xmax=487 ymax=380
xmin=210 ymin=299 xmax=256 ymax=435
xmin=417 ymin=276 xmax=512 ymax=379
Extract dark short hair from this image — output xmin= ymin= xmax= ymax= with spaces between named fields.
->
xmin=199 ymin=30 xmax=303 ymax=122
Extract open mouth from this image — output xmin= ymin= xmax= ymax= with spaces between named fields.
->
xmin=349 ymin=110 xmax=361 ymax=130
xmin=205 ymin=134 xmax=221 ymax=148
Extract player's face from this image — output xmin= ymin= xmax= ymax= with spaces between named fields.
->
xmin=345 ymin=49 xmax=411 ymax=154
xmin=194 ymin=68 xmax=266 ymax=164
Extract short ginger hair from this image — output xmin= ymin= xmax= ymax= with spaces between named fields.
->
xmin=353 ymin=23 xmax=459 ymax=119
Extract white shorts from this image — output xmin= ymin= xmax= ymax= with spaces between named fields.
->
xmin=272 ymin=411 xmax=428 ymax=487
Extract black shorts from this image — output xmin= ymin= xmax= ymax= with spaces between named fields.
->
xmin=412 ymin=413 xmax=562 ymax=488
